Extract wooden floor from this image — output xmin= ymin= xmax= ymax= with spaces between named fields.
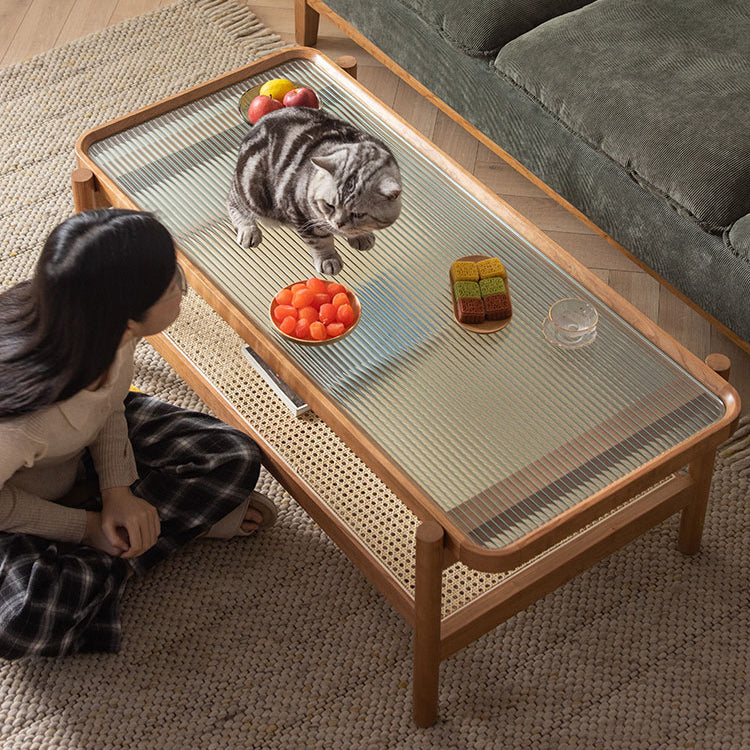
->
xmin=2 ymin=0 xmax=747 ymax=413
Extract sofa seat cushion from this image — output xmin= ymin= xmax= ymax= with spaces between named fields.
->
xmin=494 ymin=0 xmax=750 ymax=233
xmin=394 ymin=0 xmax=595 ymax=58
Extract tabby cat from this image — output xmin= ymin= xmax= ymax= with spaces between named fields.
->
xmin=227 ymin=106 xmax=402 ymax=275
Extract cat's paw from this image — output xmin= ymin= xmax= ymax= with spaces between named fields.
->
xmin=347 ymin=233 xmax=376 ymax=252
xmin=314 ymin=255 xmax=344 ymax=276
xmin=236 ymin=224 xmax=263 ymax=248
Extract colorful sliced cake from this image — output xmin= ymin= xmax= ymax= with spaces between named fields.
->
xmin=479 ymin=276 xmax=506 ymax=297
xmin=456 ymin=297 xmax=485 ymax=324
xmin=483 ymin=293 xmax=512 ymax=320
xmin=453 ymin=280 xmax=481 ymax=299
xmin=477 ymin=257 xmax=507 ymax=280
xmin=450 ymin=260 xmax=479 ymax=283
xmin=451 ymin=256 xmax=512 ymax=325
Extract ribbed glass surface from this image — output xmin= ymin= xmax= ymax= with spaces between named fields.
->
xmin=88 ymin=58 xmax=724 ymax=551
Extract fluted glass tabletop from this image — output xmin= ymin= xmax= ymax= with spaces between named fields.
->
xmin=88 ymin=57 xmax=725 ymax=552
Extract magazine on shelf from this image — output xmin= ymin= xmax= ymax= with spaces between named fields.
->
xmin=241 ymin=346 xmax=310 ymax=417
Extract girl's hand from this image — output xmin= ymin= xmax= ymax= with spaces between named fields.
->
xmin=82 ymin=511 xmax=129 ymax=556
xmin=100 ymin=486 xmax=161 ymax=559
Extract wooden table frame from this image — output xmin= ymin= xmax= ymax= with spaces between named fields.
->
xmin=73 ymin=48 xmax=740 ymax=727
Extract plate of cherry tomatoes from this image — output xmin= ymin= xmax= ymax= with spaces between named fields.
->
xmin=270 ymin=277 xmax=361 ymax=345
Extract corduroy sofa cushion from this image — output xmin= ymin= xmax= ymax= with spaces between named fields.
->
xmin=395 ymin=0 xmax=595 ymax=57
xmin=494 ymin=0 xmax=750 ymax=234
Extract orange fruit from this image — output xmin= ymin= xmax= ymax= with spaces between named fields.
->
xmin=337 ymin=304 xmax=355 ymax=327
xmin=331 ymin=292 xmax=349 ymax=308
xmin=294 ymin=318 xmax=311 ymax=339
xmin=292 ymin=287 xmax=315 ymax=308
xmin=275 ymin=287 xmax=293 ymax=305
xmin=326 ymin=322 xmax=346 ymax=337
xmin=279 ymin=316 xmax=297 ymax=335
xmin=312 ymin=292 xmax=331 ymax=308
xmin=273 ymin=304 xmax=297 ymax=323
xmin=298 ymin=305 xmax=318 ymax=322
xmin=306 ymin=277 xmax=328 ymax=294
xmin=309 ymin=321 xmax=327 ymax=340
xmin=319 ymin=303 xmax=337 ymax=325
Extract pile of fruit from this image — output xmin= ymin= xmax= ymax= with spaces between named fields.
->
xmin=247 ymin=77 xmax=319 ymax=124
xmin=271 ymin=278 xmax=358 ymax=342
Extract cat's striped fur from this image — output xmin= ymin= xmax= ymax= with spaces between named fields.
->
xmin=227 ymin=107 xmax=402 ymax=275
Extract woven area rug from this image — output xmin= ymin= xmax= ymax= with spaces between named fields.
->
xmin=1 ymin=2 xmax=748 ymax=747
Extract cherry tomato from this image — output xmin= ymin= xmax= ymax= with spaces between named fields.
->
xmin=326 ymin=322 xmax=346 ymax=337
xmin=292 ymin=288 xmax=315 ymax=308
xmin=273 ymin=304 xmax=298 ymax=323
xmin=306 ymin=278 xmax=328 ymax=294
xmin=318 ymin=303 xmax=337 ymax=325
xmin=337 ymin=303 xmax=355 ymax=327
xmin=279 ymin=315 xmax=297 ymax=335
xmin=298 ymin=305 xmax=319 ymax=322
xmin=275 ymin=287 xmax=293 ymax=305
xmin=312 ymin=292 xmax=331 ymax=309
xmin=294 ymin=318 xmax=311 ymax=339
xmin=309 ymin=321 xmax=327 ymax=340
xmin=331 ymin=292 xmax=349 ymax=308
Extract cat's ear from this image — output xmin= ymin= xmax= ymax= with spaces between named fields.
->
xmin=311 ymin=151 xmax=345 ymax=174
xmin=379 ymin=177 xmax=402 ymax=201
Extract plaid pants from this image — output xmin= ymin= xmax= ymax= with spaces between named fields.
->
xmin=0 ymin=392 xmax=261 ymax=660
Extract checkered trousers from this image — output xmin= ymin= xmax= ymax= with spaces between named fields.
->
xmin=0 ymin=392 xmax=261 ymax=660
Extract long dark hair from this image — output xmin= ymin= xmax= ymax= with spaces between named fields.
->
xmin=0 ymin=209 xmax=176 ymax=417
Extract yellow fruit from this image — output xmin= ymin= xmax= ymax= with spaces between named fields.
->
xmin=258 ymin=78 xmax=296 ymax=101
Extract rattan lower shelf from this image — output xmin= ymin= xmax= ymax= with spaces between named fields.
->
xmin=158 ymin=290 xmax=519 ymax=620
xmin=156 ymin=290 xmax=685 ymax=627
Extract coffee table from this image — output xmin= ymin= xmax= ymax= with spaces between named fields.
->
xmin=73 ymin=47 xmax=740 ymax=726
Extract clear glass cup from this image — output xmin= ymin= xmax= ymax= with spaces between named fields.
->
xmin=543 ymin=297 xmax=598 ymax=348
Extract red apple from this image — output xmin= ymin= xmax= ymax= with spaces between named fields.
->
xmin=247 ymin=94 xmax=283 ymax=124
xmin=282 ymin=87 xmax=319 ymax=109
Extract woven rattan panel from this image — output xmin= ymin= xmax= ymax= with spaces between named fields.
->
xmin=166 ymin=291 xmax=682 ymax=622
xmin=165 ymin=289 xmax=529 ymax=619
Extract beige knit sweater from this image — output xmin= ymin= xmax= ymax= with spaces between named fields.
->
xmin=0 ymin=338 xmax=139 ymax=543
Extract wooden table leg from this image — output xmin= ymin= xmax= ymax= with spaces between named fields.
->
xmin=295 ymin=0 xmax=320 ymax=46
xmin=71 ymin=168 xmax=97 ymax=212
xmin=677 ymin=448 xmax=716 ymax=555
xmin=678 ymin=352 xmax=733 ymax=554
xmin=413 ymin=520 xmax=444 ymax=727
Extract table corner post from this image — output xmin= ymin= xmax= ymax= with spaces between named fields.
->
xmin=413 ymin=520 xmax=444 ymax=727
xmin=71 ymin=167 xmax=97 ymax=212
xmin=704 ymin=353 xmax=731 ymax=382
xmin=335 ymin=55 xmax=358 ymax=80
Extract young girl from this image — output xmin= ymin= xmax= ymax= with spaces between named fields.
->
xmin=0 ymin=208 xmax=276 ymax=659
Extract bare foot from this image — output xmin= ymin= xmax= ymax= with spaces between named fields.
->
xmin=240 ymin=506 xmax=263 ymax=533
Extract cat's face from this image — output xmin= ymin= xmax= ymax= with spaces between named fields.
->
xmin=309 ymin=146 xmax=402 ymax=238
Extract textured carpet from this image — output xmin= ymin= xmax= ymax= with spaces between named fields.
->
xmin=1 ymin=1 xmax=748 ymax=748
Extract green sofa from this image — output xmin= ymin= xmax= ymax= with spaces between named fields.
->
xmin=299 ymin=0 xmax=750 ymax=344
